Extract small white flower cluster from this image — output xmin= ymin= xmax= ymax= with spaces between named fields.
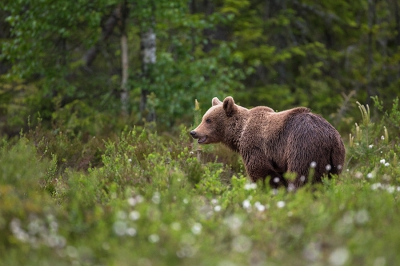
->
xmin=277 ymin=201 xmax=285 ymax=208
xmin=127 ymin=194 xmax=144 ymax=206
xmin=241 ymin=197 xmax=270 ymax=212
xmin=148 ymin=234 xmax=159 ymax=243
xmin=113 ymin=194 xmax=145 ymax=237
xmin=210 ymin=198 xmax=222 ymax=212
xmin=113 ymin=210 xmax=138 ymax=237
xmin=379 ymin=159 xmax=390 ymax=167
xmin=329 ymin=247 xmax=350 ymax=266
xmin=224 ymin=215 xmax=243 ymax=233
xmin=152 ymin=192 xmax=161 ymax=204
xmin=253 ymin=202 xmax=265 ymax=212
xmin=371 ymin=183 xmax=400 ymax=193
xmin=242 ymin=199 xmax=251 ymax=209
xmin=244 ymin=183 xmax=257 ymax=190
xmin=9 ymin=214 xmax=66 ymax=249
xmin=191 ymin=223 xmax=202 ymax=235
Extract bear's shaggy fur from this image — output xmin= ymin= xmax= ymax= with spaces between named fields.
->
xmin=190 ymin=96 xmax=345 ymax=189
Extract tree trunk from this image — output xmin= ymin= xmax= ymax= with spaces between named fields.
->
xmin=140 ymin=26 xmax=157 ymax=122
xmin=120 ymin=33 xmax=129 ymax=115
xmin=119 ymin=2 xmax=129 ymax=116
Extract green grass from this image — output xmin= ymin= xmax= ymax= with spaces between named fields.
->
xmin=1 ymin=101 xmax=400 ymax=266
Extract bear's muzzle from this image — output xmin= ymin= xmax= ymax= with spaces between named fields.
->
xmin=190 ymin=131 xmax=207 ymax=144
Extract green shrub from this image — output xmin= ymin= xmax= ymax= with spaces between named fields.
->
xmin=1 ymin=98 xmax=400 ymax=265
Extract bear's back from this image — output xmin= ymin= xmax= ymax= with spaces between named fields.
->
xmin=246 ymin=107 xmax=311 ymax=135
xmin=243 ymin=106 xmax=340 ymax=152
xmin=283 ymin=109 xmax=338 ymax=138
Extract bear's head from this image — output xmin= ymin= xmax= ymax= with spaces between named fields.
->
xmin=190 ymin=96 xmax=244 ymax=146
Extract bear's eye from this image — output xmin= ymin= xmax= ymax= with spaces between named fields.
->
xmin=205 ymin=119 xmax=212 ymax=124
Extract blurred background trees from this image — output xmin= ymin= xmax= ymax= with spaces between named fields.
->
xmin=1 ymin=0 xmax=399 ymax=136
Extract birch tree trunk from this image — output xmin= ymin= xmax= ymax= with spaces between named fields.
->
xmin=140 ymin=26 xmax=156 ymax=121
xmin=119 ymin=2 xmax=129 ymax=116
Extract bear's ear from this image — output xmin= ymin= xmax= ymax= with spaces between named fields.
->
xmin=223 ymin=96 xmax=238 ymax=117
xmin=212 ymin=97 xmax=222 ymax=106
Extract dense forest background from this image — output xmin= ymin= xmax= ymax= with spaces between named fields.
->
xmin=1 ymin=0 xmax=400 ymax=136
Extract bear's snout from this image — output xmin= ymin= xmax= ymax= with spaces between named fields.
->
xmin=190 ymin=131 xmax=197 ymax=138
xmin=190 ymin=130 xmax=208 ymax=144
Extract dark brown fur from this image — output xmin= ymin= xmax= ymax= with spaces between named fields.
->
xmin=190 ymin=96 xmax=346 ymax=189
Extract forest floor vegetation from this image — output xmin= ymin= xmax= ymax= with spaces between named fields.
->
xmin=1 ymin=98 xmax=400 ymax=265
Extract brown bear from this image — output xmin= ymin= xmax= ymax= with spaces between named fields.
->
xmin=190 ymin=96 xmax=345 ymax=189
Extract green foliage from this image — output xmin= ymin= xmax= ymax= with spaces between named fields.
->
xmin=372 ymin=96 xmax=400 ymax=133
xmin=1 ymin=101 xmax=400 ymax=265
xmin=0 ymin=139 xmax=62 ymax=263
xmin=346 ymin=98 xmax=400 ymax=191
xmin=2 ymin=0 xmax=400 ymax=132
xmin=3 ymin=1 xmax=400 ymax=264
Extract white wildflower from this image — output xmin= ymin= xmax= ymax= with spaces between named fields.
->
xmin=127 ymin=195 xmax=143 ymax=206
xmin=355 ymin=210 xmax=369 ymax=224
xmin=386 ymin=186 xmax=395 ymax=193
xmin=149 ymin=234 xmax=160 ymax=243
xmin=242 ymin=200 xmax=251 ymax=209
xmin=371 ymin=183 xmax=382 ymax=190
xmin=129 ymin=211 xmax=140 ymax=221
xmin=244 ymin=183 xmax=257 ymax=190
xmin=329 ymin=247 xmax=349 ymax=266
xmin=214 ymin=205 xmax=222 ymax=212
xmin=152 ymin=192 xmax=161 ymax=204
xmin=191 ymin=223 xmax=202 ymax=235
xmin=113 ymin=221 xmax=127 ymax=236
xmin=277 ymin=201 xmax=285 ymax=208
xmin=126 ymin=228 xmax=137 ymax=236
xmin=254 ymin=202 xmax=265 ymax=212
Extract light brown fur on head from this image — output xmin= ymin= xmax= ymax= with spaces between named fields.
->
xmin=191 ymin=96 xmax=248 ymax=150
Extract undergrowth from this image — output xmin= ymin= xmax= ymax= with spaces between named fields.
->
xmin=0 ymin=97 xmax=399 ymax=265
